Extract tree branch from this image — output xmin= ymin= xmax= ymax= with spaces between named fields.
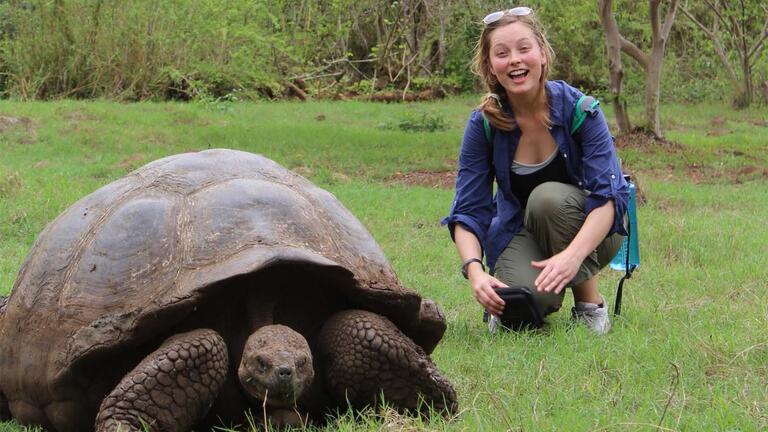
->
xmin=703 ymin=0 xmax=729 ymax=30
xmin=726 ymin=11 xmax=743 ymax=41
xmin=650 ymin=0 xmax=661 ymax=40
xmin=661 ymin=0 xmax=680 ymax=39
xmin=746 ymin=14 xmax=768 ymax=64
xmin=620 ymin=36 xmax=649 ymax=69
xmin=680 ymin=1 xmax=740 ymax=85
xmin=680 ymin=6 xmax=714 ymax=38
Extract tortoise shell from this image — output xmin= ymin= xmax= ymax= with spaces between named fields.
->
xmin=0 ymin=149 xmax=437 ymax=427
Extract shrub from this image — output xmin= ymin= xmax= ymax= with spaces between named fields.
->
xmin=378 ymin=111 xmax=448 ymax=133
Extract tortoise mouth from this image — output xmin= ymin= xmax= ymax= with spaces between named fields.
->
xmin=239 ymin=365 xmax=307 ymax=408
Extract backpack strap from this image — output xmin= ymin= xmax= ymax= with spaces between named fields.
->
xmin=482 ymin=114 xmax=493 ymax=144
xmin=570 ymin=95 xmax=600 ymax=135
xmin=483 ymin=95 xmax=600 ymax=143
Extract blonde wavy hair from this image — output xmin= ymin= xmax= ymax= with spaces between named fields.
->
xmin=472 ymin=10 xmax=555 ymax=131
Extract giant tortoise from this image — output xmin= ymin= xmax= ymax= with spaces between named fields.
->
xmin=0 ymin=149 xmax=457 ymax=431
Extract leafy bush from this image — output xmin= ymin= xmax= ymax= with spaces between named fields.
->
xmin=0 ymin=0 xmax=290 ymax=100
xmin=0 ymin=0 xmax=762 ymax=103
xmin=378 ymin=111 xmax=448 ymax=133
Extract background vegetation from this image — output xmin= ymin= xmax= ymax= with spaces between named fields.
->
xmin=0 ymin=0 xmax=765 ymax=106
xmin=0 ymin=98 xmax=766 ymax=431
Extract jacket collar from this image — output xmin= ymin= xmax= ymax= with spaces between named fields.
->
xmin=545 ymin=81 xmax=566 ymax=128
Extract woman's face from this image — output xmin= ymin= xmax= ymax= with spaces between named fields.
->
xmin=487 ymin=21 xmax=545 ymax=98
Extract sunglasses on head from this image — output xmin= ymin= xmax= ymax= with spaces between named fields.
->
xmin=482 ymin=6 xmax=533 ymax=25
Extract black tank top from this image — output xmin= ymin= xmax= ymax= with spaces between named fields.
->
xmin=509 ymin=152 xmax=570 ymax=208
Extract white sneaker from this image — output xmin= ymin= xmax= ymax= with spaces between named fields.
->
xmin=488 ymin=314 xmax=501 ymax=335
xmin=571 ymin=300 xmax=611 ymax=335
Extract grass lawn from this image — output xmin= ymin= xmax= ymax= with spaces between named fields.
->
xmin=0 ymin=97 xmax=766 ymax=431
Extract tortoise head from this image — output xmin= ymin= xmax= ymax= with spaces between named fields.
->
xmin=238 ymin=324 xmax=314 ymax=408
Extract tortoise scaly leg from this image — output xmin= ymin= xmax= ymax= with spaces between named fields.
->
xmin=95 ymin=329 xmax=228 ymax=432
xmin=318 ymin=310 xmax=458 ymax=416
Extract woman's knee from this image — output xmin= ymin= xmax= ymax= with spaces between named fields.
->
xmin=526 ymin=182 xmax=579 ymax=220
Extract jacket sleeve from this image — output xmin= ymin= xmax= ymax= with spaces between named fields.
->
xmin=441 ymin=110 xmax=495 ymax=245
xmin=576 ymin=103 xmax=629 ymax=236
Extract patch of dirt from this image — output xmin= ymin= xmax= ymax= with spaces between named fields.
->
xmin=707 ymin=116 xmax=730 ymax=136
xmin=293 ymin=166 xmax=314 ymax=178
xmin=716 ymin=149 xmax=746 ymax=157
xmin=333 ymin=89 xmax=446 ymax=103
xmin=640 ymin=164 xmax=768 ymax=185
xmin=0 ymin=115 xmax=32 ymax=132
xmin=689 ymin=164 xmax=768 ymax=184
xmin=61 ymin=123 xmax=96 ymax=136
xmin=751 ymin=118 xmax=767 ymax=127
xmin=331 ymin=172 xmax=350 ymax=183
xmin=386 ymin=170 xmax=456 ymax=189
xmin=0 ymin=116 xmax=37 ymax=144
xmin=652 ymin=198 xmax=674 ymax=213
xmin=33 ymin=160 xmax=51 ymax=169
xmin=727 ymin=166 xmax=768 ymax=183
xmin=113 ymin=154 xmax=146 ymax=171
xmin=614 ymin=129 xmax=684 ymax=152
xmin=0 ymin=172 xmax=23 ymax=198
xmin=62 ymin=110 xmax=96 ymax=122
xmin=287 ymin=166 xmax=351 ymax=184
xmin=171 ymin=112 xmax=212 ymax=126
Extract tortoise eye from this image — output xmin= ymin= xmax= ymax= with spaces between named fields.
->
xmin=256 ymin=356 xmax=269 ymax=372
xmin=296 ymin=357 xmax=307 ymax=369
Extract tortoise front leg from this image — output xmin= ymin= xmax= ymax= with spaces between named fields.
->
xmin=318 ymin=310 xmax=458 ymax=416
xmin=95 ymin=329 xmax=228 ymax=432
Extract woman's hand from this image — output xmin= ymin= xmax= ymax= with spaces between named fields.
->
xmin=531 ymin=250 xmax=582 ymax=294
xmin=467 ymin=266 xmax=507 ymax=316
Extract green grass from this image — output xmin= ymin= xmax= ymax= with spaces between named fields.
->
xmin=1 ymin=98 xmax=766 ymax=431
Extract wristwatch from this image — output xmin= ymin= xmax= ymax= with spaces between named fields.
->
xmin=461 ymin=258 xmax=485 ymax=279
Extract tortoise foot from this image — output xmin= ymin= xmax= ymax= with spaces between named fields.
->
xmin=318 ymin=310 xmax=457 ymax=416
xmin=95 ymin=329 xmax=228 ymax=432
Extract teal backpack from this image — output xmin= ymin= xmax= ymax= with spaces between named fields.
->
xmin=481 ymin=95 xmax=599 ymax=143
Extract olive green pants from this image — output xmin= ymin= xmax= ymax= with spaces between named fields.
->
xmin=493 ymin=182 xmax=624 ymax=317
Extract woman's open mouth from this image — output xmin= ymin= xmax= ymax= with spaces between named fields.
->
xmin=508 ymin=70 xmax=529 ymax=83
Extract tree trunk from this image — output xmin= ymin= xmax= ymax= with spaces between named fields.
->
xmin=760 ymin=80 xmax=768 ymax=104
xmin=738 ymin=50 xmax=753 ymax=107
xmin=644 ymin=48 xmax=664 ymax=138
xmin=437 ymin=0 xmax=446 ymax=73
xmin=643 ymin=0 xmax=678 ymax=138
xmin=599 ymin=0 xmax=632 ymax=133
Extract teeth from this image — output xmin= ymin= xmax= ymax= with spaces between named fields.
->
xmin=509 ymin=70 xmax=527 ymax=78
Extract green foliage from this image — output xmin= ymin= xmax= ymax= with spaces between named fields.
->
xmin=0 ymin=0 xmax=765 ymax=103
xmin=377 ymin=110 xmax=448 ymax=133
xmin=679 ymin=0 xmax=768 ymax=107
xmin=441 ymin=5 xmax=482 ymax=93
xmin=0 ymin=0 xmax=289 ymax=100
xmin=535 ymin=0 xmax=609 ymax=92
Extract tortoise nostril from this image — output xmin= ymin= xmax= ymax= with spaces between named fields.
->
xmin=277 ymin=367 xmax=292 ymax=378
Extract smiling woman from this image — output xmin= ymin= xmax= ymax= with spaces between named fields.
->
xmin=442 ymin=7 xmax=629 ymax=335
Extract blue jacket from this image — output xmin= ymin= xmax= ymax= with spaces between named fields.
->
xmin=442 ymin=80 xmax=629 ymax=272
